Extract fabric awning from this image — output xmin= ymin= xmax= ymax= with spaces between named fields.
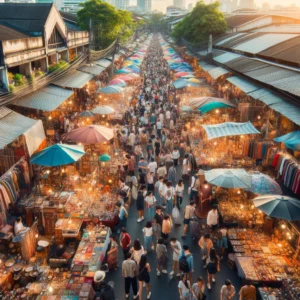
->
xmin=12 ymin=85 xmax=74 ymax=111
xmin=95 ymin=58 xmax=112 ymax=68
xmin=0 ymin=107 xmax=46 ymax=155
xmin=198 ymin=61 xmax=216 ymax=71
xmin=227 ymin=76 xmax=261 ymax=94
xmin=53 ymin=70 xmax=93 ymax=89
xmin=248 ymin=88 xmax=300 ymax=125
xmin=274 ymin=131 xmax=300 ymax=150
xmin=202 ymin=121 xmax=260 ymax=140
xmin=78 ymin=64 xmax=106 ymax=76
xmin=208 ymin=67 xmax=230 ymax=79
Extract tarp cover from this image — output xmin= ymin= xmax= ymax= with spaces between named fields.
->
xmin=274 ymin=131 xmax=300 ymax=151
xmin=0 ymin=107 xmax=46 ymax=155
xmin=53 ymin=70 xmax=93 ymax=89
xmin=12 ymin=85 xmax=74 ymax=111
xmin=208 ymin=67 xmax=230 ymax=79
xmin=227 ymin=75 xmax=261 ymax=94
xmin=202 ymin=121 xmax=260 ymax=140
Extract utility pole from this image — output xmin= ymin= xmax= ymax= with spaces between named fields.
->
xmin=111 ymin=36 xmax=120 ymax=77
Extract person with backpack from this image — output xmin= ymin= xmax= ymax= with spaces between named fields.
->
xmin=179 ymin=245 xmax=194 ymax=284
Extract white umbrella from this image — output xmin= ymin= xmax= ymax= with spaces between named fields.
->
xmin=92 ymin=106 xmax=115 ymax=115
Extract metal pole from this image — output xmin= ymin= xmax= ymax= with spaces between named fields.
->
xmin=111 ymin=36 xmax=120 ymax=77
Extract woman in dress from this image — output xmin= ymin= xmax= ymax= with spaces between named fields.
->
xmin=138 ymin=254 xmax=151 ymax=300
xmin=131 ymin=239 xmax=145 ymax=264
xmin=107 ymin=235 xmax=118 ymax=270
xmin=206 ymin=248 xmax=220 ymax=290
xmin=143 ymin=221 xmax=154 ymax=251
xmin=136 ymin=189 xmax=145 ymax=223
xmin=178 ymin=273 xmax=192 ymax=300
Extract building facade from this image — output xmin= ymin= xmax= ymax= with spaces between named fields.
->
xmin=166 ymin=5 xmax=187 ymax=17
xmin=137 ymin=0 xmax=151 ymax=12
xmin=173 ymin=0 xmax=185 ymax=10
xmin=238 ymin=0 xmax=255 ymax=10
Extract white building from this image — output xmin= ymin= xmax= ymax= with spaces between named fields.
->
xmin=219 ymin=0 xmax=231 ymax=14
xmin=239 ymin=0 xmax=255 ymax=10
xmin=173 ymin=0 xmax=185 ymax=10
xmin=114 ymin=0 xmax=129 ymax=10
xmin=166 ymin=5 xmax=187 ymax=17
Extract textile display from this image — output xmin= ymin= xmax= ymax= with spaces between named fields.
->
xmin=23 ymin=120 xmax=46 ymax=156
xmin=243 ymin=140 xmax=275 ymax=160
xmin=20 ymin=222 xmax=38 ymax=262
xmin=0 ymin=158 xmax=30 ymax=214
xmin=272 ymin=153 xmax=300 ymax=195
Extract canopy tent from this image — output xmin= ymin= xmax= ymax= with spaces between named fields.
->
xmin=248 ymin=172 xmax=282 ymax=195
xmin=173 ymin=79 xmax=199 ymax=89
xmin=208 ymin=67 xmax=230 ymax=79
xmin=53 ymin=70 xmax=93 ymax=89
xmin=202 ymin=121 xmax=260 ymax=140
xmin=0 ymin=106 xmax=45 ymax=156
xmin=12 ymin=85 xmax=74 ymax=111
xmin=274 ymin=131 xmax=300 ymax=151
xmin=227 ymin=76 xmax=261 ymax=94
xmin=98 ymin=86 xmax=124 ymax=94
xmin=189 ymin=97 xmax=235 ymax=109
xmin=253 ymin=195 xmax=300 ymax=221
xmin=205 ymin=168 xmax=252 ymax=189
xmin=78 ymin=64 xmax=106 ymax=76
xmin=198 ymin=61 xmax=215 ymax=71
xmin=30 ymin=144 xmax=85 ymax=167
xmin=108 ymin=78 xmax=127 ymax=87
xmin=199 ymin=102 xmax=236 ymax=114
xmin=79 ymin=111 xmax=95 ymax=117
xmin=92 ymin=106 xmax=115 ymax=115
xmin=95 ymin=58 xmax=112 ymax=68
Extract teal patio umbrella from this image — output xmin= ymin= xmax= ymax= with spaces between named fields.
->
xmin=99 ymin=154 xmax=111 ymax=162
xmin=198 ymin=102 xmax=236 ymax=114
xmin=98 ymin=86 xmax=124 ymax=94
xmin=253 ymin=195 xmax=300 ymax=221
xmin=248 ymin=172 xmax=282 ymax=195
xmin=79 ymin=111 xmax=95 ymax=117
xmin=30 ymin=144 xmax=85 ymax=167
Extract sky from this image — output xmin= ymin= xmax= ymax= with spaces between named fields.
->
xmin=147 ymin=0 xmax=300 ymax=13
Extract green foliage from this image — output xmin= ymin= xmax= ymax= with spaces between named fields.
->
xmin=13 ymin=73 xmax=24 ymax=86
xmin=48 ymin=60 xmax=69 ymax=73
xmin=8 ymin=84 xmax=15 ymax=93
xmin=28 ymin=74 xmax=35 ymax=83
xmin=77 ymin=0 xmax=135 ymax=49
xmin=172 ymin=1 xmax=227 ymax=43
xmin=148 ymin=13 xmax=166 ymax=32
xmin=37 ymin=70 xmax=44 ymax=76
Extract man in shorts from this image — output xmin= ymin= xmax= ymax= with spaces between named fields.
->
xmin=182 ymin=201 xmax=196 ymax=239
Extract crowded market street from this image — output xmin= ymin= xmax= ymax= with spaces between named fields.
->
xmin=0 ymin=28 xmax=300 ymax=300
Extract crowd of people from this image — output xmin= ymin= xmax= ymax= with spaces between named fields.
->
xmin=100 ymin=35 xmax=257 ymax=300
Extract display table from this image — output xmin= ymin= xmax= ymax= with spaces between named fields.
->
xmin=71 ymin=226 xmax=110 ymax=278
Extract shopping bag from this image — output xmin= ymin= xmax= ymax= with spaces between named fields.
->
xmin=172 ymin=207 xmax=181 ymax=224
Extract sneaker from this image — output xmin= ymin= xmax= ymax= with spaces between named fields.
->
xmin=147 ymin=292 xmax=151 ymax=299
xmin=212 ymin=278 xmax=216 ymax=283
xmin=141 ymin=216 xmax=145 ymax=221
xmin=133 ymin=295 xmax=138 ymax=300
xmin=143 ymin=282 xmax=146 ymax=287
xmin=207 ymin=283 xmax=211 ymax=290
xmin=170 ymin=271 xmax=174 ymax=276
xmin=126 ymin=295 xmax=129 ymax=299
xmin=176 ymin=273 xmax=181 ymax=277
xmin=151 ymin=245 xmax=155 ymax=250
xmin=162 ymin=269 xmax=167 ymax=274
xmin=137 ymin=218 xmax=142 ymax=223
xmin=157 ymin=271 xmax=161 ymax=276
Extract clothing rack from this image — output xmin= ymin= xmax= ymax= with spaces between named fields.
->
xmin=0 ymin=156 xmax=26 ymax=179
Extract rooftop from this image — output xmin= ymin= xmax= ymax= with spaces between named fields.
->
xmin=0 ymin=24 xmax=29 ymax=41
xmin=225 ymin=14 xmax=265 ymax=28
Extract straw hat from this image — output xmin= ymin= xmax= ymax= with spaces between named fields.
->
xmin=94 ymin=270 xmax=106 ymax=283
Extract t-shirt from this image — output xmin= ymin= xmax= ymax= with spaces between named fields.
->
xmin=239 ymin=285 xmax=256 ymax=300
xmin=143 ymin=227 xmax=153 ymax=237
xmin=178 ymin=280 xmax=191 ymax=295
xmin=170 ymin=240 xmax=181 ymax=261
xmin=175 ymin=185 xmax=184 ymax=197
xmin=184 ymin=205 xmax=195 ymax=219
xmin=157 ymin=166 xmax=167 ymax=177
xmin=148 ymin=161 xmax=157 ymax=174
xmin=220 ymin=285 xmax=235 ymax=300
xmin=164 ymin=187 xmax=174 ymax=201
xmin=145 ymin=196 xmax=156 ymax=206
xmin=120 ymin=232 xmax=131 ymax=249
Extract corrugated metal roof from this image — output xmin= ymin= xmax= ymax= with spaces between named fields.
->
xmin=208 ymin=67 xmax=230 ymax=79
xmin=225 ymin=14 xmax=266 ymax=28
xmin=78 ymin=64 xmax=106 ymax=76
xmin=259 ymin=36 xmax=300 ymax=65
xmin=214 ymin=52 xmax=242 ymax=64
xmin=198 ymin=61 xmax=216 ymax=71
xmin=271 ymin=101 xmax=300 ymax=125
xmin=95 ymin=58 xmax=112 ymax=68
xmin=221 ymin=33 xmax=264 ymax=49
xmin=215 ymin=33 xmax=246 ymax=46
xmin=225 ymin=56 xmax=266 ymax=73
xmin=12 ymin=85 xmax=73 ymax=111
xmin=53 ymin=70 xmax=93 ymax=89
xmin=227 ymin=75 xmax=261 ymax=93
xmin=234 ymin=33 xmax=299 ymax=54
xmin=0 ymin=3 xmax=52 ymax=36
xmin=0 ymin=24 xmax=28 ymax=41
xmin=0 ymin=106 xmax=39 ymax=149
xmin=248 ymin=89 xmax=282 ymax=105
xmin=202 ymin=121 xmax=260 ymax=140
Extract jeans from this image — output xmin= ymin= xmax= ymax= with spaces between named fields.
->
xmin=125 ymin=277 xmax=138 ymax=295
xmin=144 ymin=235 xmax=152 ymax=251
xmin=148 ymin=206 xmax=155 ymax=219
xmin=166 ymin=200 xmax=173 ymax=215
xmin=190 ymin=190 xmax=198 ymax=201
xmin=177 ymin=196 xmax=183 ymax=209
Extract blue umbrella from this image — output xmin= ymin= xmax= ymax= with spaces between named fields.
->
xmin=99 ymin=154 xmax=111 ymax=162
xmin=248 ymin=172 xmax=282 ymax=195
xmin=274 ymin=131 xmax=300 ymax=151
xmin=30 ymin=144 xmax=85 ymax=167
xmin=173 ymin=79 xmax=199 ymax=89
xmin=79 ymin=111 xmax=95 ymax=117
xmin=198 ymin=102 xmax=236 ymax=114
xmin=117 ymin=69 xmax=131 ymax=74
xmin=98 ymin=86 xmax=124 ymax=94
xmin=127 ymin=65 xmax=140 ymax=73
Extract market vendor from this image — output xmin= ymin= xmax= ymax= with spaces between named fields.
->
xmin=14 ymin=217 xmax=29 ymax=236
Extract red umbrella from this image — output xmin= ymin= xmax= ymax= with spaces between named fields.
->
xmin=115 ymin=74 xmax=135 ymax=81
xmin=62 ymin=125 xmax=114 ymax=144
xmin=175 ymin=72 xmax=193 ymax=77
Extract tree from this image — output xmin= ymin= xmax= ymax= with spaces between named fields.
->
xmin=148 ymin=13 xmax=166 ymax=32
xmin=172 ymin=1 xmax=227 ymax=44
xmin=77 ymin=0 xmax=135 ymax=49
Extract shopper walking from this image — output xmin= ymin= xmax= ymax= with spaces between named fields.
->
xmin=107 ymin=235 xmax=118 ymax=270
xmin=198 ymin=233 xmax=213 ymax=268
xmin=156 ymin=237 xmax=168 ymax=276
xmin=136 ymin=190 xmax=145 ymax=223
xmin=122 ymin=252 xmax=138 ymax=299
xmin=206 ymin=248 xmax=220 ymax=290
xmin=239 ymin=280 xmax=256 ymax=300
xmin=170 ymin=237 xmax=182 ymax=277
xmin=207 ymin=204 xmax=219 ymax=232
xmin=120 ymin=228 xmax=131 ymax=258
xmin=138 ymin=254 xmax=151 ymax=300
xmin=192 ymin=276 xmax=206 ymax=300
xmin=143 ymin=221 xmax=154 ymax=251
xmin=161 ymin=215 xmax=172 ymax=242
xmin=179 ymin=245 xmax=194 ymax=283
xmin=153 ymin=206 xmax=164 ymax=241
xmin=175 ymin=179 xmax=184 ymax=209
xmin=131 ymin=239 xmax=145 ymax=265
xmin=178 ymin=273 xmax=192 ymax=300
xmin=220 ymin=279 xmax=236 ymax=300
xmin=164 ymin=181 xmax=175 ymax=215
xmin=182 ymin=201 xmax=196 ymax=239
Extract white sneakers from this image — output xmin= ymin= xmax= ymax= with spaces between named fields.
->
xmin=162 ymin=270 xmax=167 ymax=274
xmin=157 ymin=270 xmax=161 ymax=276
xmin=170 ymin=271 xmax=174 ymax=276
xmin=207 ymin=283 xmax=211 ymax=289
xmin=147 ymin=292 xmax=151 ymax=299
xmin=137 ymin=216 xmax=144 ymax=222
xmin=212 ymin=278 xmax=216 ymax=283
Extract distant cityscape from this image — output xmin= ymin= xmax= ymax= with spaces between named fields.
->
xmin=0 ymin=0 xmax=299 ymax=19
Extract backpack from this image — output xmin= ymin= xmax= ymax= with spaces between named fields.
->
xmin=100 ymin=283 xmax=115 ymax=300
xmin=179 ymin=254 xmax=191 ymax=273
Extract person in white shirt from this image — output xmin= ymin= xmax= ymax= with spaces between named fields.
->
xmin=171 ymin=149 xmax=180 ymax=167
xmin=159 ymin=179 xmax=168 ymax=208
xmin=170 ymin=237 xmax=182 ymax=276
xmin=145 ymin=191 xmax=156 ymax=219
xmin=164 ymin=181 xmax=175 ymax=215
xmin=14 ymin=217 xmax=29 ymax=236
xmin=207 ymin=205 xmax=219 ymax=231
xmin=159 ymin=112 xmax=164 ymax=125
xmin=175 ymin=179 xmax=184 ymax=209
xmin=157 ymin=163 xmax=167 ymax=178
xmin=147 ymin=158 xmax=157 ymax=175
xmin=220 ymin=279 xmax=235 ymax=300
xmin=143 ymin=221 xmax=154 ymax=251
